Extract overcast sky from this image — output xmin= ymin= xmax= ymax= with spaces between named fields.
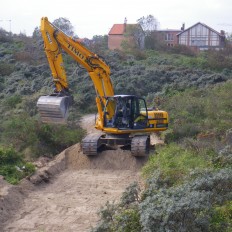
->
xmin=0 ymin=0 xmax=232 ymax=38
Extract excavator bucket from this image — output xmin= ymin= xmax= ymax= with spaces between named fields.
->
xmin=37 ymin=96 xmax=70 ymax=124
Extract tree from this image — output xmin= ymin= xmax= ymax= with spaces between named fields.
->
xmin=145 ymin=31 xmax=170 ymax=50
xmin=32 ymin=26 xmax=41 ymax=39
xmin=90 ymin=35 xmax=108 ymax=54
xmin=137 ymin=15 xmax=159 ymax=35
xmin=52 ymin=17 xmax=75 ymax=37
xmin=0 ymin=28 xmax=12 ymax=42
xmin=122 ymin=25 xmax=145 ymax=51
xmin=130 ymin=25 xmax=145 ymax=49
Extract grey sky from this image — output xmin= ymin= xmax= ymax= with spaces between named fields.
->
xmin=0 ymin=0 xmax=231 ymax=38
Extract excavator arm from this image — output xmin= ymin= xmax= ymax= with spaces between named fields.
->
xmin=37 ymin=17 xmax=115 ymax=126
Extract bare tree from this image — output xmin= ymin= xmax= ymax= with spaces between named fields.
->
xmin=137 ymin=15 xmax=159 ymax=35
xmin=122 ymin=25 xmax=145 ymax=50
xmin=53 ymin=17 xmax=75 ymax=37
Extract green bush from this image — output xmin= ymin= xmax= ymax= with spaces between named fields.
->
xmin=0 ymin=63 xmax=14 ymax=76
xmin=0 ymin=146 xmax=35 ymax=184
xmin=206 ymin=48 xmax=232 ymax=70
xmin=0 ymin=146 xmax=22 ymax=165
xmin=210 ymin=201 xmax=232 ymax=231
xmin=142 ymin=143 xmax=212 ymax=186
xmin=1 ymin=114 xmax=85 ymax=158
xmin=162 ymin=80 xmax=232 ymax=143
xmin=169 ymin=44 xmax=196 ymax=57
xmin=139 ymin=169 xmax=232 ymax=232
xmin=2 ymin=115 xmax=39 ymax=152
xmin=37 ymin=123 xmax=85 ymax=155
xmin=4 ymin=95 xmax=22 ymax=109
xmin=114 ymin=208 xmax=141 ymax=232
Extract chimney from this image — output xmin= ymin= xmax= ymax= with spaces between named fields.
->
xmin=124 ymin=17 xmax=127 ymax=32
xmin=220 ymin=30 xmax=225 ymax=36
xmin=181 ymin=23 xmax=185 ymax=31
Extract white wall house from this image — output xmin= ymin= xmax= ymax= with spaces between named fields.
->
xmin=177 ymin=22 xmax=225 ymax=50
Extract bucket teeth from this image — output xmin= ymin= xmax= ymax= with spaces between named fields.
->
xmin=37 ymin=96 xmax=70 ymax=124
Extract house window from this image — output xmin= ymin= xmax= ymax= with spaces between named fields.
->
xmin=191 ymin=39 xmax=206 ymax=46
xmin=165 ymin=33 xmax=174 ymax=41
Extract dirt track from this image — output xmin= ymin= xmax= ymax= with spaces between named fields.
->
xmin=1 ymin=115 xmax=160 ymax=232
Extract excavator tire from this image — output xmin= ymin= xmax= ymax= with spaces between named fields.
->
xmin=82 ymin=133 xmax=104 ymax=156
xmin=131 ymin=135 xmax=150 ymax=157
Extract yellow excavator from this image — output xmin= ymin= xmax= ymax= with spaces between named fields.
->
xmin=37 ymin=17 xmax=169 ymax=156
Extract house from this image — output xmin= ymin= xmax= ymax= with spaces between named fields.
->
xmin=157 ymin=29 xmax=182 ymax=47
xmin=177 ymin=22 xmax=225 ymax=50
xmin=108 ymin=19 xmax=145 ymax=50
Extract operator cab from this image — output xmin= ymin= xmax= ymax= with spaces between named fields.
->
xmin=104 ymin=95 xmax=149 ymax=130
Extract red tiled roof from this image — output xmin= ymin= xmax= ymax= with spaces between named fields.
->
xmin=109 ymin=23 xmax=144 ymax=35
xmin=109 ymin=24 xmax=126 ymax=35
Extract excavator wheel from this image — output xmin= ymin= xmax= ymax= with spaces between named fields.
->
xmin=37 ymin=95 xmax=70 ymax=124
xmin=82 ymin=133 xmax=104 ymax=156
xmin=131 ymin=135 xmax=150 ymax=157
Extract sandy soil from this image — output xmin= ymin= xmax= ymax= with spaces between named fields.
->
xmin=1 ymin=114 xmax=161 ymax=232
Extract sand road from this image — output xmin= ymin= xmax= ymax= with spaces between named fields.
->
xmin=1 ymin=115 xmax=160 ymax=232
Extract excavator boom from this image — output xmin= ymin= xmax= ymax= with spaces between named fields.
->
xmin=38 ymin=17 xmax=114 ymax=126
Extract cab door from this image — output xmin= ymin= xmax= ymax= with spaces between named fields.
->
xmin=132 ymin=97 xmax=149 ymax=129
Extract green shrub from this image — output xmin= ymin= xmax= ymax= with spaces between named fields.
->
xmin=37 ymin=123 xmax=85 ymax=156
xmin=0 ymin=146 xmax=35 ymax=184
xmin=206 ymin=49 xmax=232 ymax=70
xmin=114 ymin=208 xmax=141 ymax=232
xmin=0 ymin=63 xmax=14 ymax=76
xmin=0 ymin=146 xmax=22 ymax=165
xmin=4 ymin=95 xmax=22 ymax=109
xmin=210 ymin=201 xmax=232 ymax=232
xmin=1 ymin=114 xmax=85 ymax=158
xmin=169 ymin=44 xmax=196 ymax=57
xmin=120 ymin=182 xmax=141 ymax=206
xmin=0 ymin=164 xmax=25 ymax=184
xmin=23 ymin=162 xmax=36 ymax=176
xmin=142 ymin=143 xmax=212 ymax=186
xmin=162 ymin=80 xmax=232 ymax=142
xmin=2 ymin=115 xmax=39 ymax=151
xmin=139 ymin=169 xmax=232 ymax=232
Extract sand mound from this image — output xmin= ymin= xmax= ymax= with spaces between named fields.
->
xmin=0 ymin=177 xmax=34 ymax=229
xmin=66 ymin=143 xmax=148 ymax=171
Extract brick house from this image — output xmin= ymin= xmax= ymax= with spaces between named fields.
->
xmin=108 ymin=21 xmax=145 ymax=50
xmin=177 ymin=22 xmax=225 ymax=50
xmin=157 ymin=29 xmax=182 ymax=47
